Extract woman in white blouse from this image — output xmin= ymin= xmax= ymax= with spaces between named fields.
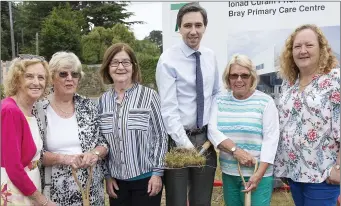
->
xmin=38 ymin=52 xmax=108 ymax=205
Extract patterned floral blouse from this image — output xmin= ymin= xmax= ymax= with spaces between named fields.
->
xmin=274 ymin=68 xmax=340 ymax=183
xmin=33 ymin=93 xmax=108 ymax=206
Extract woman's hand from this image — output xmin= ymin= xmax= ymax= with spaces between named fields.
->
xmin=326 ymin=166 xmax=340 ymax=185
xmin=106 ymin=177 xmax=119 ymax=198
xmin=233 ymin=148 xmax=256 ymax=167
xmin=61 ymin=154 xmax=83 ymax=169
xmin=39 ymin=200 xmax=57 ymax=206
xmin=79 ymin=152 xmax=99 ymax=168
xmin=242 ymin=173 xmax=262 ymax=193
xmin=32 ymin=199 xmax=56 ymax=206
xmin=148 ymin=175 xmax=162 ymax=196
xmin=29 ymin=191 xmax=57 ymax=206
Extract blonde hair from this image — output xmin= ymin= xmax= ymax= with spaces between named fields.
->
xmin=223 ymin=54 xmax=259 ymax=91
xmin=49 ymin=51 xmax=84 ymax=81
xmin=279 ymin=24 xmax=338 ymax=84
xmin=4 ymin=57 xmax=50 ymax=98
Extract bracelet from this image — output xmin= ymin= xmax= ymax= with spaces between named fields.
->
xmin=42 ymin=196 xmax=49 ymax=206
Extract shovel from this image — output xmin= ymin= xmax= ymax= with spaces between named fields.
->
xmin=72 ymin=166 xmax=93 ymax=206
xmin=237 ymin=159 xmax=258 ymax=206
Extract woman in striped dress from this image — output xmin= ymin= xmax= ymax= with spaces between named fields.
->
xmin=208 ymin=54 xmax=280 ymax=206
xmin=98 ymin=43 xmax=168 ymax=206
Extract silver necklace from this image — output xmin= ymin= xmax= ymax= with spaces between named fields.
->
xmin=53 ymin=102 xmax=73 ymax=115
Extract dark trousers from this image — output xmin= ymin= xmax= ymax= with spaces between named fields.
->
xmin=109 ymin=176 xmax=162 ymax=206
xmin=165 ymin=132 xmax=217 ymax=206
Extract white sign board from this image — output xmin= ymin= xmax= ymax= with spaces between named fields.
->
xmin=162 ymin=2 xmax=340 ymax=78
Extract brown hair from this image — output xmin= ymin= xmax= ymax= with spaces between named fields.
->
xmin=177 ymin=2 xmax=208 ymax=28
xmin=99 ymin=43 xmax=141 ymax=84
xmin=279 ymin=24 xmax=338 ymax=84
xmin=4 ymin=57 xmax=51 ymax=98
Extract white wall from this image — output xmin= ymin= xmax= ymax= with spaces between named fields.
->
xmin=251 ymin=45 xmax=275 ymax=75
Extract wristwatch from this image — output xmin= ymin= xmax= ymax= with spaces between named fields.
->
xmin=92 ymin=150 xmax=101 ymax=160
xmin=230 ymin=146 xmax=237 ymax=155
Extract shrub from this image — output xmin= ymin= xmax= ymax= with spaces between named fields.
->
xmin=0 ymin=84 xmax=4 ymax=99
xmin=137 ymin=53 xmax=159 ymax=90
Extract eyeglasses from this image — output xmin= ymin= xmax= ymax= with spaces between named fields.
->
xmin=229 ymin=73 xmax=251 ymax=80
xmin=58 ymin=71 xmax=81 ymax=79
xmin=110 ymin=60 xmax=132 ymax=68
xmin=18 ymin=54 xmax=45 ymax=62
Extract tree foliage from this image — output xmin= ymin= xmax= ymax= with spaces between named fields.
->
xmin=1 ymin=1 xmax=11 ymax=60
xmin=14 ymin=1 xmax=65 ymax=55
xmin=40 ymin=4 xmax=85 ymax=59
xmin=112 ymin=24 xmax=136 ymax=46
xmin=145 ymin=30 xmax=163 ymax=53
xmin=0 ymin=84 xmax=5 ymax=99
xmin=1 ymin=1 xmax=143 ymax=60
xmin=1 ymin=2 xmax=161 ymax=95
xmin=81 ymin=24 xmax=160 ymax=64
xmin=137 ymin=53 xmax=159 ymax=89
xmin=78 ymin=2 xmax=144 ymax=32
xmin=81 ymin=27 xmax=114 ymax=64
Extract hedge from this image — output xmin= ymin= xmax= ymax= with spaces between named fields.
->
xmin=137 ymin=53 xmax=160 ymax=90
xmin=77 ymin=54 xmax=161 ymax=97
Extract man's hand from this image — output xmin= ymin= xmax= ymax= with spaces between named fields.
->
xmin=176 ymin=139 xmax=195 ymax=149
xmin=233 ymin=148 xmax=255 ymax=167
xmin=106 ymin=177 xmax=119 ymax=198
xmin=147 ymin=175 xmax=162 ymax=196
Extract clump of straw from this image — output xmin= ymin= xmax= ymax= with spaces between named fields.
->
xmin=165 ymin=148 xmax=206 ymax=168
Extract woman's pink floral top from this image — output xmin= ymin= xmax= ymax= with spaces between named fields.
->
xmin=274 ymin=68 xmax=340 ymax=183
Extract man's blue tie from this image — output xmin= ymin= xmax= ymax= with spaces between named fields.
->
xmin=194 ymin=51 xmax=204 ymax=128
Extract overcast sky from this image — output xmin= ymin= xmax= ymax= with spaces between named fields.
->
xmin=126 ymin=2 xmax=163 ymax=40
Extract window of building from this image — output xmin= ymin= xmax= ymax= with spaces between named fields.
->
xmin=256 ymin=63 xmax=264 ymax=70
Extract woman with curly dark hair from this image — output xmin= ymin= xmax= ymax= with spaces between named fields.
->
xmin=274 ymin=24 xmax=340 ymax=206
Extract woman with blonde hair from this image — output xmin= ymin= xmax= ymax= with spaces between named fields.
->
xmin=1 ymin=54 xmax=56 ymax=205
xmin=274 ymin=24 xmax=340 ymax=206
xmin=208 ymin=54 xmax=280 ymax=206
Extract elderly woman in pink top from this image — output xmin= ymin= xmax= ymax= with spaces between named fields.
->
xmin=1 ymin=54 xmax=56 ymax=206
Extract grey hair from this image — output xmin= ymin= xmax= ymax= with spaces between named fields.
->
xmin=49 ymin=51 xmax=84 ymax=80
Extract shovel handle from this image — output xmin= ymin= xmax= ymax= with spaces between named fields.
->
xmin=198 ymin=141 xmax=212 ymax=155
xmin=237 ymin=158 xmax=258 ymax=206
xmin=72 ymin=166 xmax=93 ymax=206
